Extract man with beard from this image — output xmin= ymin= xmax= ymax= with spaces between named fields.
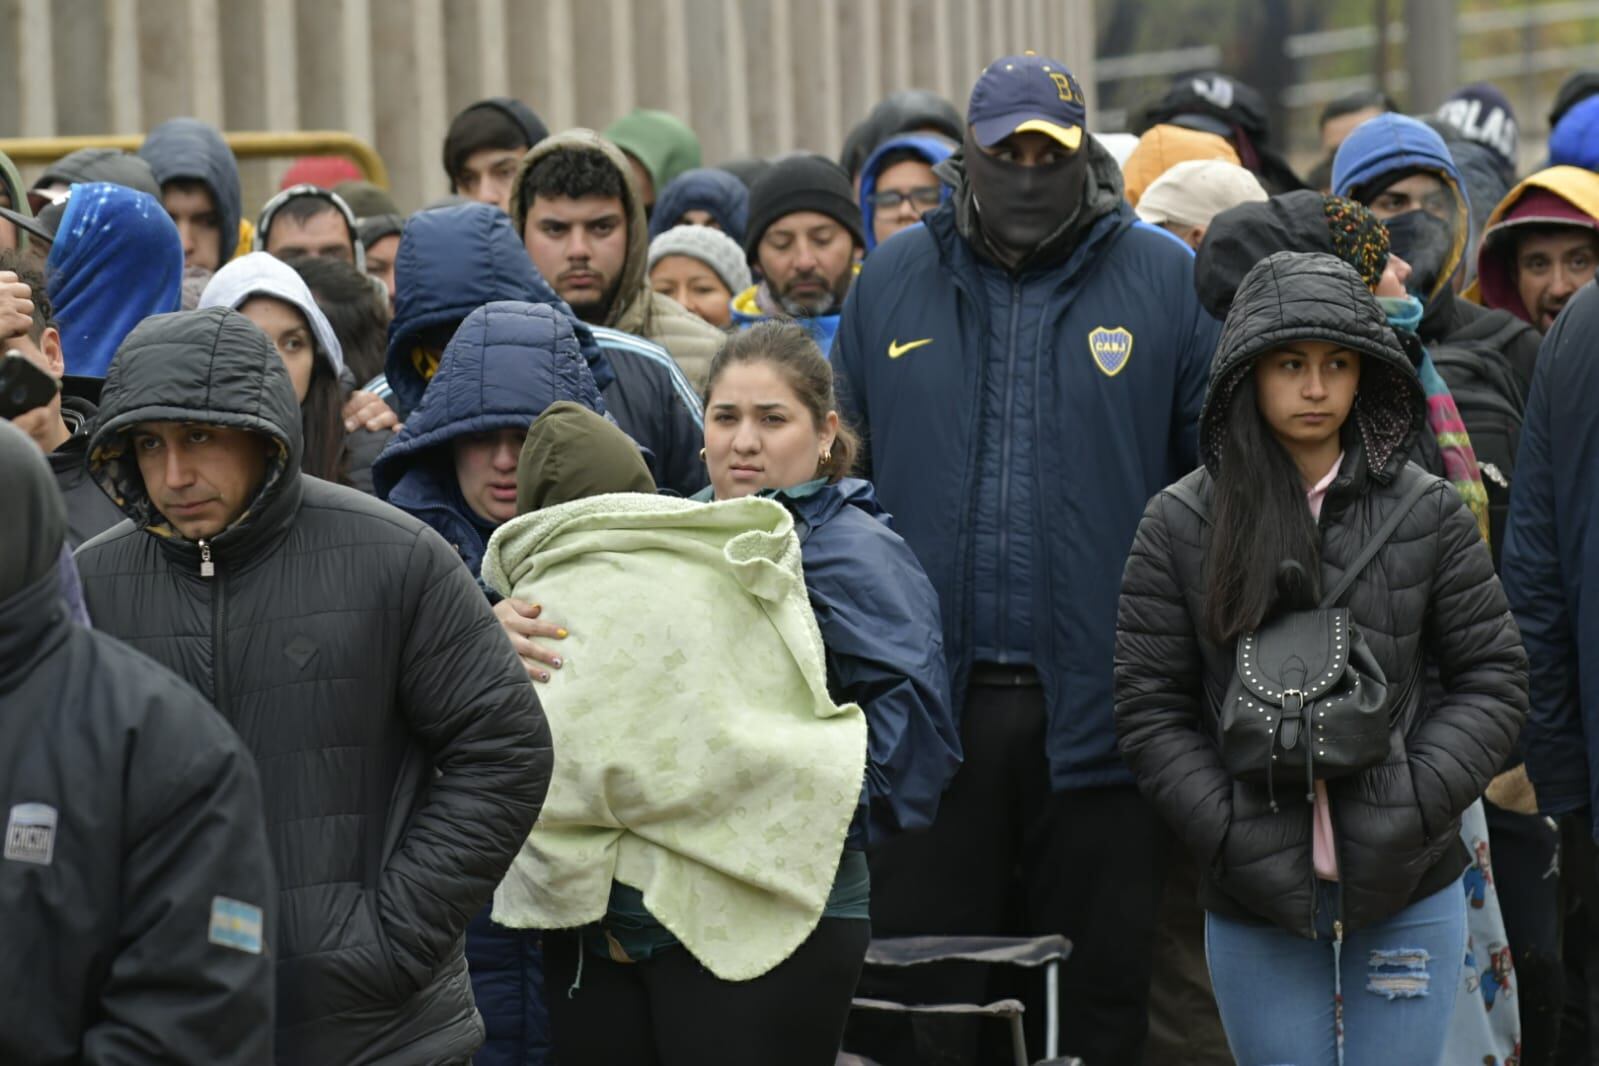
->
xmin=833 ymin=53 xmax=1218 ymax=1066
xmin=512 ymin=130 xmax=724 ymax=387
xmin=730 ymin=154 xmax=865 ymax=352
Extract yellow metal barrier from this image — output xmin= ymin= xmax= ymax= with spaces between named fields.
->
xmin=0 ymin=130 xmax=389 ymax=189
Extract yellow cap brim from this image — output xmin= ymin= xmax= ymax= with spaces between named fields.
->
xmin=1013 ymin=119 xmax=1083 ymax=150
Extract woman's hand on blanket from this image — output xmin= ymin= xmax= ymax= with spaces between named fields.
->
xmin=492 ymin=597 xmax=568 ymax=683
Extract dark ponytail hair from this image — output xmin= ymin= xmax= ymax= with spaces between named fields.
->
xmin=1202 ymin=376 xmax=1323 ymax=644
xmin=703 ymin=321 xmax=860 ymax=482
xmin=299 ymin=358 xmax=349 ymax=485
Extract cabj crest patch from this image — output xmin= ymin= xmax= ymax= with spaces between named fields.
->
xmin=1088 ymin=326 xmax=1133 ymax=377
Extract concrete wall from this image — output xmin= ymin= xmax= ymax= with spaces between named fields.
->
xmin=0 ymin=0 xmax=1096 ymax=213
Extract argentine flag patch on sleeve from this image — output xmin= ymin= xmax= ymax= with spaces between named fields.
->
xmin=209 ymin=895 xmax=265 ymax=954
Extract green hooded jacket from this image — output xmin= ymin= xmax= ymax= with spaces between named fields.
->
xmin=0 ymin=149 xmax=33 ymax=252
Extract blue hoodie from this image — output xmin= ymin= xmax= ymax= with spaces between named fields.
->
xmin=647 ymin=167 xmax=749 ymax=244
xmin=138 ymin=118 xmax=243 ymax=262
xmin=372 ymin=301 xmax=605 ymax=575
xmin=1332 ymin=113 xmax=1473 ymax=304
xmin=857 ymin=133 xmax=956 ymax=254
xmin=46 ymin=184 xmax=183 ymax=378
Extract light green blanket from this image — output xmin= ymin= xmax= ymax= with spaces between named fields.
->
xmin=482 ymin=493 xmax=867 ymax=980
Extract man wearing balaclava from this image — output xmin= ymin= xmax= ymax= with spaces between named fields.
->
xmin=1334 ymin=114 xmax=1542 ymax=397
xmin=832 ymin=52 xmax=1220 ymax=1066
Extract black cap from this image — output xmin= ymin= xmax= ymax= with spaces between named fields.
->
xmin=0 ymin=199 xmax=66 ymax=245
xmin=743 ymin=154 xmax=865 ymax=262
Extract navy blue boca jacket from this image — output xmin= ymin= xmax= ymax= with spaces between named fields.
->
xmin=832 ymin=186 xmax=1219 ymax=790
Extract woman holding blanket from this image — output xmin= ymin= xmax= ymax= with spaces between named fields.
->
xmin=1113 ymin=250 xmax=1526 ymax=1066
xmin=482 ymin=321 xmax=960 ymax=1065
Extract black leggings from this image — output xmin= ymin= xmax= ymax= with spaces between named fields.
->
xmin=543 ymin=918 xmax=870 ymax=1066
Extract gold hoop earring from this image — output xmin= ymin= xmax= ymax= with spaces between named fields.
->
xmin=698 ymin=448 xmax=706 ymax=462
xmin=821 ymin=447 xmax=833 ymax=465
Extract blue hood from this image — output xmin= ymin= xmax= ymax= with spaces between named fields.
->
xmin=46 ymin=183 xmax=183 ymax=378
xmin=372 ymin=300 xmax=605 ymax=574
xmin=1332 ymin=113 xmax=1473 ymax=301
xmin=858 ymin=133 xmax=956 ymax=253
xmin=383 ymin=201 xmax=611 ymax=416
xmin=648 ymin=168 xmax=750 ymax=244
xmin=138 ymin=118 xmax=242 ymax=262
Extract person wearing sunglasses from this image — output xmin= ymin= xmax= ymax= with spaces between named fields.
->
xmin=857 ymin=133 xmax=956 ymax=254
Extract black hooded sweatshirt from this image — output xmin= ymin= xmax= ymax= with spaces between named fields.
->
xmin=74 ymin=307 xmax=552 ymax=1066
xmin=0 ymin=419 xmax=277 ymax=1065
xmin=1114 ymin=252 xmax=1526 ymax=937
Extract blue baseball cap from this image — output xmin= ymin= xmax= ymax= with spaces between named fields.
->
xmin=968 ymin=53 xmax=1086 ymax=151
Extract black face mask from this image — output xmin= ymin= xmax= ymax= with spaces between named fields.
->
xmin=963 ymin=129 xmax=1088 ymax=267
xmin=1382 ymin=209 xmax=1457 ymax=301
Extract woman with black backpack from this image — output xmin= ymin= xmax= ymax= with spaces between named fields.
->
xmin=1114 ymin=250 xmax=1527 ymax=1066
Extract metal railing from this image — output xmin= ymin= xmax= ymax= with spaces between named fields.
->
xmin=0 ymin=130 xmax=389 ymax=189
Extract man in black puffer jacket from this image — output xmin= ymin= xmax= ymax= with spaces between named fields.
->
xmin=0 ymin=419 xmax=276 ymax=1064
xmin=1115 ymin=252 xmax=1526 ymax=938
xmin=74 ymin=306 xmax=552 ymax=1066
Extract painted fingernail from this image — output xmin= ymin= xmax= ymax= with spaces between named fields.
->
xmin=551 ymin=658 xmax=563 ymax=669
xmin=556 ymin=628 xmax=568 ymax=639
xmin=538 ymin=671 xmax=550 ymax=682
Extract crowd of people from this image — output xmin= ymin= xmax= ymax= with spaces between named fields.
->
xmin=2 ymin=42 xmax=1599 ymax=1066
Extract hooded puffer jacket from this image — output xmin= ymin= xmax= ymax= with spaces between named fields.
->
xmin=511 ymin=129 xmax=725 ymax=388
xmin=372 ymin=301 xmax=608 ymax=576
xmin=647 ymin=167 xmax=750 ymax=243
xmin=857 ymin=133 xmax=956 ymax=254
xmin=73 ymin=306 xmax=551 ymax=1065
xmin=374 ymin=202 xmax=706 ymax=496
xmin=1114 ymin=252 xmax=1527 ymax=937
xmin=139 ymin=118 xmax=244 ymax=262
xmin=0 ymin=420 xmax=277 ymax=1066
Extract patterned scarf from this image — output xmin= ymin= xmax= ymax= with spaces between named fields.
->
xmin=1379 ymin=294 xmax=1493 ymax=545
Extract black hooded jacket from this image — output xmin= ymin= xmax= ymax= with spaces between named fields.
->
xmin=139 ymin=118 xmax=243 ymax=262
xmin=0 ymin=419 xmax=276 ymax=1065
xmin=1114 ymin=253 xmax=1527 ymax=937
xmin=73 ymin=307 xmax=552 ymax=1065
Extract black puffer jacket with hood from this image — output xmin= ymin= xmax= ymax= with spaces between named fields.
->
xmin=73 ymin=307 xmax=552 ymax=1065
xmin=0 ymin=419 xmax=276 ymax=1065
xmin=1114 ymin=252 xmax=1527 ymax=937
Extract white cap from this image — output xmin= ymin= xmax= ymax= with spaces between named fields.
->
xmin=1135 ymin=159 xmax=1268 ymax=230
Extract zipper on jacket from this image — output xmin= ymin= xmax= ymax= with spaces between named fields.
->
xmin=994 ymin=279 xmax=1023 ymax=662
xmin=207 ymin=550 xmax=228 ymax=714
xmin=198 ymin=538 xmax=215 ymax=578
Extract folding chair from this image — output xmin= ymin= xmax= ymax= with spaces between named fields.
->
xmin=844 ymin=934 xmax=1081 ymax=1066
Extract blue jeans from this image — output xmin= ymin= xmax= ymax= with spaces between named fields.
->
xmin=1205 ymin=877 xmax=1466 ymax=1066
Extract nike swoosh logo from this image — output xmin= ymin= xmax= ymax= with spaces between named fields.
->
xmin=888 ymin=338 xmax=933 ymax=359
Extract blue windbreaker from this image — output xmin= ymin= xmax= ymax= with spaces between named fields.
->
xmin=774 ymin=478 xmax=962 ymax=847
xmin=831 ymin=153 xmax=1218 ymax=790
xmin=372 ymin=301 xmax=605 ymax=576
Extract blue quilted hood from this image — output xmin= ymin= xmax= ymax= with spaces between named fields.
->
xmin=383 ymin=202 xmax=611 ymax=416
xmin=373 ymin=300 xmax=605 ymax=571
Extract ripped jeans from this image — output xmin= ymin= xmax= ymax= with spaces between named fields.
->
xmin=1204 ymin=877 xmax=1466 ymax=1066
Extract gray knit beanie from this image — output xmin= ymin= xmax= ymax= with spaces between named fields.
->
xmin=646 ymin=224 xmax=753 ymax=296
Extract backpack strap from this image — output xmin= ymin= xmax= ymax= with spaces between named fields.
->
xmin=1319 ymin=476 xmax=1438 ymax=608
xmin=1163 ymin=481 xmax=1211 ymax=527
